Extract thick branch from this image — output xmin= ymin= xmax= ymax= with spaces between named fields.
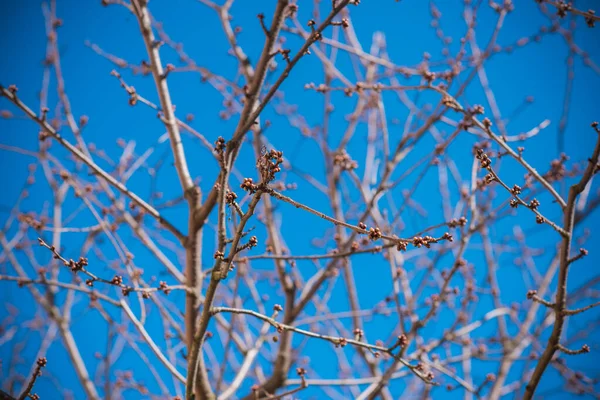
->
xmin=524 ymin=130 xmax=600 ymax=399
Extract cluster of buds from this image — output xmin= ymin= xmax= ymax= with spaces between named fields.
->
xmin=214 ymin=250 xmax=225 ymax=260
xmin=116 ymin=80 xmax=138 ymax=106
xmin=422 ymin=70 xmax=436 ymax=83
xmin=412 ymin=236 xmax=433 ymax=248
xmin=240 ymin=177 xmax=259 ymax=193
xmin=257 ymin=148 xmax=284 ymax=183
xmin=442 ymin=95 xmax=459 ymax=109
xmin=545 ymin=153 xmax=569 ymax=182
xmin=482 ymin=117 xmax=493 ymax=129
xmin=307 ymin=20 xmax=323 ymax=41
xmin=225 ymin=190 xmax=237 ymax=204
xmin=469 ymin=104 xmax=485 ymax=115
xmin=476 ymin=148 xmax=492 ymax=169
xmin=354 ymin=328 xmax=363 ymax=339
xmin=554 ymin=1 xmax=572 ymax=18
xmin=585 ymin=10 xmax=596 ymax=27
xmin=397 ymin=334 xmax=408 ymax=347
xmin=248 ymin=236 xmax=258 ymax=248
xmin=279 ymin=48 xmax=291 ymax=63
xmin=333 ymin=150 xmax=358 ymax=171
xmin=163 ymin=63 xmax=175 ymax=79
xmin=399 ymin=233 xmax=452 ymax=252
xmin=335 ymin=337 xmax=348 ymax=348
xmin=368 ymin=227 xmax=382 ymax=240
xmin=482 ymin=172 xmax=495 ymax=186
xmin=214 ymin=136 xmax=226 ymax=154
xmin=441 ymin=232 xmax=453 ymax=242
xmin=582 ymin=344 xmax=591 ymax=353
xmin=159 ymin=281 xmax=171 ymax=295
xmin=529 ymin=198 xmax=540 ymax=210
xmin=448 ymin=216 xmax=468 ymax=228
xmin=111 ymin=275 xmax=123 ymax=285
xmin=67 ymin=257 xmax=89 ymax=272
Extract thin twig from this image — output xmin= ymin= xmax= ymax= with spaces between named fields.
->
xmin=0 ymin=85 xmax=187 ymax=244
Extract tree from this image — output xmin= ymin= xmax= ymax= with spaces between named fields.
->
xmin=1 ymin=0 xmax=599 ymax=398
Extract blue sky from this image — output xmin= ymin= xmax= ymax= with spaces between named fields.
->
xmin=1 ymin=0 xmax=600 ymax=398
